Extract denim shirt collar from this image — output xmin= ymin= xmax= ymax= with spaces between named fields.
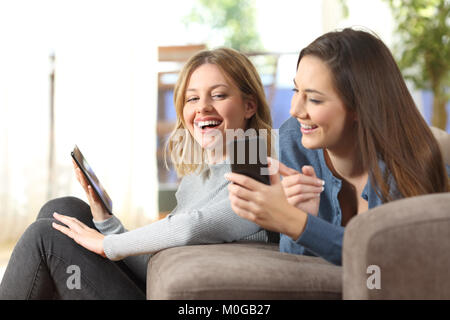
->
xmin=318 ymin=148 xmax=386 ymax=209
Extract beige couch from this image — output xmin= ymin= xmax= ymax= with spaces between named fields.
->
xmin=146 ymin=128 xmax=450 ymax=300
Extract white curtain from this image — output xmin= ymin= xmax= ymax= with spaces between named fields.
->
xmin=0 ymin=0 xmax=159 ymax=244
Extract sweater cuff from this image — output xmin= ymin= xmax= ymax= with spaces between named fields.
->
xmin=103 ymin=234 xmax=119 ymax=261
xmin=93 ymin=215 xmax=126 ymax=235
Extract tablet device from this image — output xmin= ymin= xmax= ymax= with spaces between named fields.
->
xmin=71 ymin=145 xmax=113 ymax=215
xmin=229 ymin=135 xmax=270 ymax=185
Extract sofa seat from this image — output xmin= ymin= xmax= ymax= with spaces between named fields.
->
xmin=147 ymin=241 xmax=342 ymax=299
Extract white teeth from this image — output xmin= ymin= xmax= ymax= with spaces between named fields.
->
xmin=301 ymin=123 xmax=317 ymax=130
xmin=196 ymin=120 xmax=222 ymax=128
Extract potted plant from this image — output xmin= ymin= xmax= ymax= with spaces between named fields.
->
xmin=184 ymin=0 xmax=263 ymax=52
xmin=386 ymin=0 xmax=450 ymax=131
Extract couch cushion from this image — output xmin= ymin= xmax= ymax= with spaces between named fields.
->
xmin=147 ymin=242 xmax=342 ymax=299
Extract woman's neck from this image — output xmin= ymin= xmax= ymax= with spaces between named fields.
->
xmin=206 ymin=149 xmax=226 ymax=165
xmin=324 ymin=142 xmax=366 ymax=181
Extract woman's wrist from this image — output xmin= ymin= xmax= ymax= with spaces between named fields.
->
xmin=281 ymin=205 xmax=308 ymax=241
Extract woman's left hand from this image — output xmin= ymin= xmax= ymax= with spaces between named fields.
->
xmin=225 ymin=166 xmax=307 ymax=240
xmin=52 ymin=212 xmax=106 ymax=258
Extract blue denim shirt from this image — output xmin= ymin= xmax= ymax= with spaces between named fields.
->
xmin=279 ymin=117 xmax=450 ymax=265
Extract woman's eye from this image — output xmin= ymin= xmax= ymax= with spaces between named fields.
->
xmin=309 ymin=99 xmax=322 ymax=104
xmin=291 ymin=88 xmax=299 ymax=93
xmin=212 ymin=94 xmax=226 ymax=99
xmin=186 ymin=97 xmax=198 ymax=103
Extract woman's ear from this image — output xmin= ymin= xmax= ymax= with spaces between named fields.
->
xmin=244 ymin=98 xmax=257 ymax=119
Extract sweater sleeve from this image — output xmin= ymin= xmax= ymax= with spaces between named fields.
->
xmin=93 ymin=215 xmax=127 ymax=234
xmin=93 ymin=215 xmax=151 ymax=283
xmin=102 ymin=197 xmax=262 ymax=261
xmin=293 ymin=214 xmax=344 ymax=265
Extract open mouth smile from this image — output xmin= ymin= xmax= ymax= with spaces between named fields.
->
xmin=195 ymin=119 xmax=223 ymax=131
xmin=300 ymin=123 xmax=319 ymax=134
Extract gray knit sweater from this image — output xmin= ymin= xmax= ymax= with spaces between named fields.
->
xmin=93 ymin=162 xmax=267 ymax=283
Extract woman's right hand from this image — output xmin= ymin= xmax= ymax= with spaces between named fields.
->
xmin=275 ymin=159 xmax=324 ymax=216
xmin=72 ymin=159 xmax=112 ymax=222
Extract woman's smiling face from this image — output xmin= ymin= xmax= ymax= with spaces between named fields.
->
xmin=290 ymin=55 xmax=356 ymax=152
xmin=183 ymin=63 xmax=256 ymax=150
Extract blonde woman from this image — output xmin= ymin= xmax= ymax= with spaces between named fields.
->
xmin=0 ymin=48 xmax=273 ymax=299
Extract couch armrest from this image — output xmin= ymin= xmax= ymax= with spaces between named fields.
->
xmin=430 ymin=126 xmax=450 ymax=164
xmin=342 ymin=192 xmax=450 ymax=299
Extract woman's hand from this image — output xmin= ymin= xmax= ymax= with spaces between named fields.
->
xmin=52 ymin=212 xmax=106 ymax=258
xmin=225 ymin=160 xmax=309 ymax=240
xmin=72 ymin=159 xmax=111 ymax=222
xmin=278 ymin=160 xmax=324 ymax=216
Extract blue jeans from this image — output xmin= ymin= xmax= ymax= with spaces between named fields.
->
xmin=0 ymin=197 xmax=146 ymax=299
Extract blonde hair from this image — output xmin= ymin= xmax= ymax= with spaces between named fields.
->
xmin=165 ymin=47 xmax=273 ymax=177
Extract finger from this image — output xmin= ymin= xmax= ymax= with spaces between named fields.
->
xmin=267 ymin=158 xmax=281 ymax=185
xmin=302 ymin=166 xmax=325 ymax=186
xmin=229 ymin=193 xmax=258 ymax=213
xmin=284 ymin=184 xmax=324 ymax=197
xmin=72 ymin=158 xmax=79 ymax=169
xmin=77 ymin=168 xmax=89 ymax=189
xmin=288 ymin=193 xmax=321 ymax=206
xmin=302 ymin=165 xmax=320 ymax=181
xmin=76 ymin=170 xmax=93 ymax=202
xmin=73 ymin=165 xmax=88 ymax=190
xmin=269 ymin=169 xmax=280 ymax=185
xmin=229 ymin=197 xmax=257 ymax=223
xmin=224 ymin=172 xmax=265 ymax=191
xmin=266 ymin=157 xmax=279 ymax=175
xmin=85 ymin=185 xmax=95 ymax=207
xmin=228 ymin=183 xmax=255 ymax=202
xmin=87 ymin=185 xmax=101 ymax=205
xmin=52 ymin=221 xmax=76 ymax=239
xmin=277 ymin=160 xmax=299 ymax=177
xmin=73 ymin=162 xmax=86 ymax=186
xmin=53 ymin=212 xmax=85 ymax=231
xmin=281 ymin=173 xmax=324 ymax=188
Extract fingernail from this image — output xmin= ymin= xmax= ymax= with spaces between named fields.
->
xmin=318 ymin=180 xmax=325 ymax=186
xmin=321 ymin=186 xmax=324 ymax=192
xmin=224 ymin=173 xmax=230 ymax=179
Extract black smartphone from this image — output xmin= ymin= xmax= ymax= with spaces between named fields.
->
xmin=229 ymin=135 xmax=270 ymax=185
xmin=71 ymin=145 xmax=113 ymax=215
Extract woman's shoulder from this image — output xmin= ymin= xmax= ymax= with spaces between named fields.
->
xmin=177 ymin=163 xmax=230 ymax=190
xmin=279 ymin=116 xmax=301 ymax=135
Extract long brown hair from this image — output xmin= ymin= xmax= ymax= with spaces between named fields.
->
xmin=298 ymin=28 xmax=448 ymax=202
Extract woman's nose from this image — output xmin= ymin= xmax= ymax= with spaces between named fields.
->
xmin=290 ymin=94 xmax=307 ymax=118
xmin=196 ymin=98 xmax=214 ymax=113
